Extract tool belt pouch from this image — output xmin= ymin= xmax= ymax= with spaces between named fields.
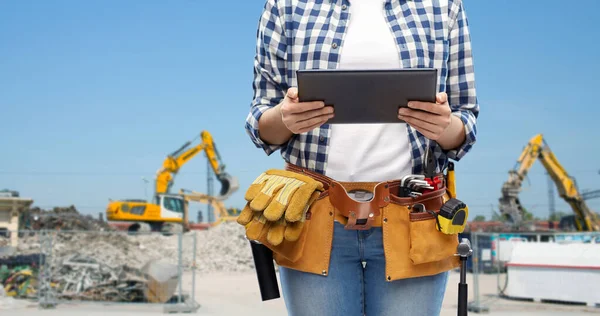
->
xmin=236 ymin=169 xmax=324 ymax=263
xmin=407 ymin=190 xmax=460 ymax=265
xmin=248 ymin=218 xmax=310 ymax=263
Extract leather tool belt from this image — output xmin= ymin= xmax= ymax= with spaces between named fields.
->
xmin=284 ymin=162 xmax=446 ymax=230
xmin=238 ymin=162 xmax=461 ymax=280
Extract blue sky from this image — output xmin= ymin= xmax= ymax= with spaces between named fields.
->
xmin=1 ymin=0 xmax=599 ymax=222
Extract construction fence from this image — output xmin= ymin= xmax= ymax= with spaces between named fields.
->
xmin=461 ymin=230 xmax=600 ymax=313
xmin=0 ymin=229 xmax=200 ymax=313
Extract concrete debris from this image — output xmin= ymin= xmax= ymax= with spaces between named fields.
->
xmin=188 ymin=221 xmax=255 ymax=274
xmin=15 ymin=232 xmax=166 ymax=270
xmin=8 ymin=221 xmax=255 ymax=269
xmin=10 ymin=221 xmax=258 ymax=273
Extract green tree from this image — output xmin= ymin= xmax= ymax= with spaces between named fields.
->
xmin=473 ymin=215 xmax=486 ymax=222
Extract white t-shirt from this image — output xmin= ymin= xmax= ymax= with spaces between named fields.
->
xmin=325 ymin=0 xmax=412 ymax=182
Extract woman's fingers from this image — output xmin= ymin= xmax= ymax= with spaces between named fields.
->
xmin=294 ymin=113 xmax=334 ymax=133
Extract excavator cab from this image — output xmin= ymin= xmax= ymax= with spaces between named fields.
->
xmin=155 ymin=194 xmax=185 ymax=220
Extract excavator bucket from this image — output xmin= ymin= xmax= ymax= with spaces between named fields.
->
xmin=217 ymin=173 xmax=239 ymax=199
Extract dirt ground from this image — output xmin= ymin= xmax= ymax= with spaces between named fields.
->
xmin=4 ymin=270 xmax=599 ymax=315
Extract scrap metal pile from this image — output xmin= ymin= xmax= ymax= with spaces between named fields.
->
xmin=1 ymin=230 xmax=180 ymax=304
xmin=49 ymin=254 xmax=146 ymax=302
xmin=1 ymin=204 xmax=255 ymax=308
xmin=1 ymin=237 xmax=178 ymax=305
xmin=48 ymin=254 xmax=178 ymax=303
xmin=18 ymin=205 xmax=114 ymax=232
xmin=1 ymin=204 xmax=181 ymax=305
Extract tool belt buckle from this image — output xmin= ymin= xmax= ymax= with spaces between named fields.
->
xmin=329 ymin=181 xmax=391 ymax=230
xmin=345 ymin=204 xmax=379 ymax=230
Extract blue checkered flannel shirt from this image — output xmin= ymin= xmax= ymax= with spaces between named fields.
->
xmin=245 ymin=0 xmax=479 ymax=175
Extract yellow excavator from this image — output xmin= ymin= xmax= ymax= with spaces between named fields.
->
xmin=179 ymin=189 xmax=241 ymax=227
xmin=498 ymin=134 xmax=600 ymax=232
xmin=105 ymin=131 xmax=239 ymax=234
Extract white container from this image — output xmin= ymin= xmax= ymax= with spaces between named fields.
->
xmin=504 ymin=242 xmax=600 ymax=307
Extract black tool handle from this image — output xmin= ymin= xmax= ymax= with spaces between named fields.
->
xmin=457 ymin=283 xmax=467 ymax=316
xmin=249 ymin=241 xmax=281 ymax=301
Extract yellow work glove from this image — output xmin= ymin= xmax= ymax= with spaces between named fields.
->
xmin=236 ymin=169 xmax=323 ymax=246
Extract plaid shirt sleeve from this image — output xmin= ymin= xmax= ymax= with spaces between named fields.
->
xmin=244 ymin=0 xmax=289 ymax=156
xmin=445 ymin=0 xmax=479 ymax=161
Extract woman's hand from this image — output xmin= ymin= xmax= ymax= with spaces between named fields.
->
xmin=398 ymin=92 xmax=466 ymax=150
xmin=398 ymin=92 xmax=452 ymax=141
xmin=258 ymin=87 xmax=334 ymax=146
xmin=279 ymin=87 xmax=334 ymax=134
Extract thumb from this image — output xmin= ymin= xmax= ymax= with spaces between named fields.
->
xmin=436 ymin=92 xmax=447 ymax=104
xmin=286 ymin=87 xmax=298 ymax=100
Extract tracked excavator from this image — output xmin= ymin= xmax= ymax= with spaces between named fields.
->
xmin=105 ymin=131 xmax=239 ymax=234
xmin=499 ymin=134 xmax=600 ymax=232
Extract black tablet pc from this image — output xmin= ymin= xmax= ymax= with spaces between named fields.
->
xmin=296 ymin=68 xmax=438 ymax=124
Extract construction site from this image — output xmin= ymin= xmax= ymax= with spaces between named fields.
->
xmin=2 ymin=2 xmax=600 ymax=315
xmin=0 ymin=131 xmax=256 ymax=311
xmin=1 ymin=130 xmax=599 ymax=315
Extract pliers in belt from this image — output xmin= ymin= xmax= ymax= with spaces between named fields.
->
xmin=423 ymin=146 xmax=436 ymax=179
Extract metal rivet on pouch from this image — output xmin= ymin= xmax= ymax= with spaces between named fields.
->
xmin=322 ymin=270 xmax=327 ymax=275
xmin=384 ymin=196 xmax=389 ymax=202
xmin=329 ymin=211 xmax=333 ymax=216
xmin=383 ymin=218 xmax=387 ymax=223
xmin=369 ymin=213 xmax=374 ymax=218
xmin=387 ymin=276 xmax=391 ymax=281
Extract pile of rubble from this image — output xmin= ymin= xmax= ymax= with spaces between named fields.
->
xmin=0 ymin=202 xmax=259 ymax=306
xmin=123 ymin=221 xmax=255 ymax=273
xmin=15 ymin=204 xmax=255 ymax=273
xmin=15 ymin=230 xmax=157 ymax=269
xmin=186 ymin=221 xmax=255 ymax=273
xmin=2 ymin=233 xmax=179 ymax=303
xmin=20 ymin=205 xmax=114 ymax=232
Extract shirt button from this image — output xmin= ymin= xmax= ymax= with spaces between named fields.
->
xmin=319 ymin=136 xmax=325 ymax=142
xmin=342 ymin=4 xmax=347 ymax=10
xmin=332 ymin=42 xmax=338 ymax=49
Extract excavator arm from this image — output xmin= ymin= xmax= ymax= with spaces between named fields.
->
xmin=499 ymin=134 xmax=600 ymax=231
xmin=179 ymin=189 xmax=241 ymax=226
xmin=154 ymin=130 xmax=239 ymax=198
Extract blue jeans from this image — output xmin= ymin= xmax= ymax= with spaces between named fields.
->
xmin=279 ymin=222 xmax=448 ymax=316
